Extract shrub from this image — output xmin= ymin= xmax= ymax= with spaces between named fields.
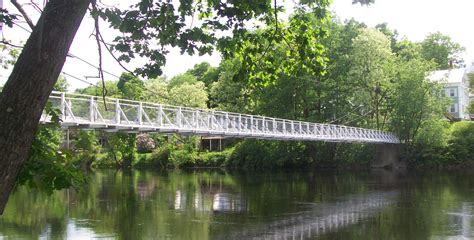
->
xmin=447 ymin=121 xmax=474 ymax=163
xmin=147 ymin=144 xmax=176 ymax=169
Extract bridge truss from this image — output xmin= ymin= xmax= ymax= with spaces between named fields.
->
xmin=41 ymin=92 xmax=399 ymax=144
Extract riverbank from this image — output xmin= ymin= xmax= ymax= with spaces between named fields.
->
xmin=84 ymin=121 xmax=474 ymax=171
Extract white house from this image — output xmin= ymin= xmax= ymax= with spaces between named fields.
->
xmin=428 ymin=63 xmax=473 ymax=120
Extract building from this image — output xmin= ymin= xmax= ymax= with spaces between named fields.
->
xmin=428 ymin=63 xmax=473 ymax=120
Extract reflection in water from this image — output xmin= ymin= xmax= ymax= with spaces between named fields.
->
xmin=443 ymin=202 xmax=474 ymax=239
xmin=174 ymin=190 xmax=186 ymax=210
xmin=212 ymin=193 xmax=247 ymax=213
xmin=1 ymin=170 xmax=474 ymax=239
xmin=218 ymin=191 xmax=397 ymax=240
xmin=174 ymin=190 xmax=247 ymax=213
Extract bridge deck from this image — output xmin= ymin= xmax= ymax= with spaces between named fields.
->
xmin=41 ymin=92 xmax=399 ymax=144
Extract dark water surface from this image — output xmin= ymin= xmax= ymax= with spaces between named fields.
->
xmin=1 ymin=170 xmax=474 ymax=239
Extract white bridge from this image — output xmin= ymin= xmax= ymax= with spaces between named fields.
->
xmin=41 ymin=91 xmax=399 ymax=144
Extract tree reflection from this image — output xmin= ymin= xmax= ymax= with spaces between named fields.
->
xmin=1 ymin=170 xmax=474 ymax=239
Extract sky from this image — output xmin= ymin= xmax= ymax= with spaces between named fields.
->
xmin=1 ymin=0 xmax=474 ymax=91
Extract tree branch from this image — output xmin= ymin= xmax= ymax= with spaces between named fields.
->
xmin=0 ymin=40 xmax=22 ymax=48
xmin=96 ymin=30 xmax=135 ymax=76
xmin=11 ymin=0 xmax=35 ymax=29
xmin=91 ymin=1 xmax=108 ymax=109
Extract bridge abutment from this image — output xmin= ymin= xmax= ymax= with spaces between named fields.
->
xmin=371 ymin=144 xmax=405 ymax=169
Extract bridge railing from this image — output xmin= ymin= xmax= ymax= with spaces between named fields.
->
xmin=43 ymin=91 xmax=400 ymax=143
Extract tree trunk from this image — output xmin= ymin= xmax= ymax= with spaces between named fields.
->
xmin=0 ymin=0 xmax=90 ymax=214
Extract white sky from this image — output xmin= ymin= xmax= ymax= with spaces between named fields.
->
xmin=1 ymin=0 xmax=474 ymax=91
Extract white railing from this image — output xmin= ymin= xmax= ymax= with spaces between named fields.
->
xmin=40 ymin=91 xmax=400 ymax=144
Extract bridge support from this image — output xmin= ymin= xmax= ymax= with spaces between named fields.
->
xmin=372 ymin=144 xmax=405 ymax=169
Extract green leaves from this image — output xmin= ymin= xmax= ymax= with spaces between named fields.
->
xmin=421 ymin=32 xmax=465 ymax=70
xmin=0 ymin=9 xmax=18 ymax=28
xmin=18 ymin=105 xmax=86 ymax=194
xmin=95 ymin=1 xmax=330 ymax=79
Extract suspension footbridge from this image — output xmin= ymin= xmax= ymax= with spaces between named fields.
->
xmin=41 ymin=92 xmax=399 ymax=144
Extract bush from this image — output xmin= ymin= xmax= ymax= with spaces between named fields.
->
xmin=410 ymin=120 xmax=474 ymax=168
xmin=227 ymin=140 xmax=308 ymax=170
xmin=146 ymin=144 xmax=176 ymax=169
xmin=170 ymin=149 xmax=198 ymax=167
xmin=196 ymin=149 xmax=233 ymax=167
xmin=447 ymin=121 xmax=474 ymax=163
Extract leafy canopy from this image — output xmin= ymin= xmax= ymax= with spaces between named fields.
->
xmin=93 ymin=0 xmax=332 ymax=79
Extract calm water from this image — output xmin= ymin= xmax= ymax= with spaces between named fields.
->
xmin=1 ymin=169 xmax=474 ymax=239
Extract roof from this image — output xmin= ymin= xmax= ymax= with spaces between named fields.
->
xmin=427 ymin=68 xmax=466 ymax=84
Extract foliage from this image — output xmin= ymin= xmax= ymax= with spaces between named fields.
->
xmin=468 ymin=73 xmax=474 ymax=90
xmin=0 ymin=9 xmax=17 ymax=28
xmin=168 ymin=73 xmax=198 ymax=89
xmin=420 ymin=32 xmax=465 ymax=69
xmin=95 ymin=0 xmax=332 ymax=78
xmin=53 ymin=75 xmax=69 ymax=92
xmin=227 ymin=140 xmax=309 ymax=170
xmin=468 ymin=101 xmax=474 ymax=114
xmin=411 ymin=121 xmax=474 ymax=168
xmin=139 ymin=143 xmax=233 ymax=169
xmin=0 ymin=43 xmax=19 ymax=69
xmin=143 ymin=77 xmax=169 ymax=103
xmin=209 ymin=59 xmax=250 ymax=112
xmin=348 ymin=28 xmax=394 ymax=129
xmin=106 ymin=133 xmax=137 ymax=168
xmin=447 ymin=122 xmax=474 ymax=163
xmin=71 ymin=130 xmax=101 ymax=168
xmin=415 ymin=119 xmax=450 ymax=148
xmin=187 ymin=62 xmax=221 ymax=89
xmin=144 ymin=144 xmax=176 ymax=169
xmin=389 ymin=58 xmax=446 ymax=143
xmin=76 ymin=80 xmax=122 ymax=98
xmin=468 ymin=72 xmax=474 ymax=114
xmin=17 ymin=104 xmax=85 ymax=194
xmin=117 ymin=73 xmax=145 ymax=100
xmin=168 ymin=81 xmax=208 ymax=108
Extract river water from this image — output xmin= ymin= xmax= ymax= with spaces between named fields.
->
xmin=1 ymin=170 xmax=473 ymax=239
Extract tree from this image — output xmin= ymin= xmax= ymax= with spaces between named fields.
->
xmin=0 ymin=0 xmax=90 ymax=214
xmin=468 ymin=73 xmax=474 ymax=114
xmin=76 ymin=80 xmax=122 ymax=98
xmin=313 ymin=18 xmax=367 ymax=124
xmin=348 ymin=28 xmax=394 ymax=129
xmin=142 ymin=77 xmax=169 ymax=104
xmin=167 ymin=73 xmax=198 ymax=89
xmin=107 ymin=133 xmax=136 ymax=168
xmin=117 ymin=73 xmax=145 ymax=100
xmin=168 ymin=82 xmax=208 ymax=108
xmin=389 ymin=58 xmax=446 ymax=143
xmin=468 ymin=72 xmax=474 ymax=90
xmin=421 ymin=32 xmax=465 ymax=69
xmin=375 ymin=23 xmax=398 ymax=52
xmin=395 ymin=38 xmax=422 ymax=61
xmin=185 ymin=62 xmax=221 ymax=89
xmin=210 ymin=60 xmax=250 ymax=112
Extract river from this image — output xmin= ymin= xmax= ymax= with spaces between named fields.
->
xmin=0 ymin=170 xmax=473 ymax=239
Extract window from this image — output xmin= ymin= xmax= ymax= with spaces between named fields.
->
xmin=449 ymin=104 xmax=458 ymax=113
xmin=448 ymin=88 xmax=457 ymax=97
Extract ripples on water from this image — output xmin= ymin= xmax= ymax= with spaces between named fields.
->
xmin=1 ymin=170 xmax=474 ymax=239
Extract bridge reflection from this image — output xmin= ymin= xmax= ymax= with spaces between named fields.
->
xmin=170 ymin=184 xmax=397 ymax=239
xmin=442 ymin=202 xmax=474 ymax=239
xmin=215 ymin=191 xmax=398 ymax=239
xmin=173 ymin=190 xmax=248 ymax=213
